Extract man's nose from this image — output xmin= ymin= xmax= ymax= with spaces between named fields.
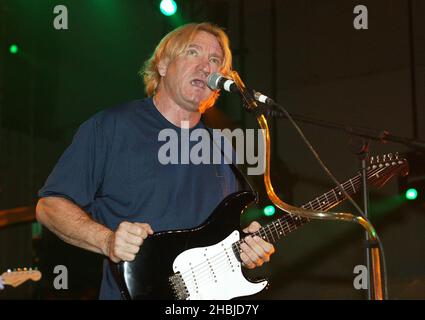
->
xmin=198 ymin=58 xmax=211 ymax=76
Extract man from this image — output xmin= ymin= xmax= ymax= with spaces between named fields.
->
xmin=36 ymin=22 xmax=275 ymax=300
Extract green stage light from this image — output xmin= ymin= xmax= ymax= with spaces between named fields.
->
xmin=405 ymin=188 xmax=418 ymax=201
xmin=160 ymin=0 xmax=177 ymax=16
xmin=263 ymin=205 xmax=276 ymax=216
xmin=9 ymin=44 xmax=18 ymax=54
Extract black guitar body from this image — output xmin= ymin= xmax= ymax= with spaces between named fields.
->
xmin=110 ymin=190 xmax=258 ymax=300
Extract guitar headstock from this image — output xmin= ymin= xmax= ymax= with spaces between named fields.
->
xmin=1 ymin=268 xmax=42 ymax=288
xmin=367 ymin=153 xmax=409 ymax=188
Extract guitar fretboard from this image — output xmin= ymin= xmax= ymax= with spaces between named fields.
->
xmin=232 ymin=160 xmax=403 ymax=254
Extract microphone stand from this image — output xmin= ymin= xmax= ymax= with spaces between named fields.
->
xmin=230 ymin=71 xmax=384 ymax=299
xmin=349 ymin=137 xmax=374 ymax=300
xmin=258 ymin=105 xmax=424 ymax=300
xmin=262 ymin=109 xmax=425 ymax=151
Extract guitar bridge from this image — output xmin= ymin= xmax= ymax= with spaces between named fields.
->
xmin=169 ymin=272 xmax=189 ymax=300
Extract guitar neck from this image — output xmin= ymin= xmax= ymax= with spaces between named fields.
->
xmin=232 ymin=154 xmax=407 ymax=252
xmin=235 ymin=171 xmax=367 ymax=250
xmin=254 ymin=175 xmax=361 ymax=244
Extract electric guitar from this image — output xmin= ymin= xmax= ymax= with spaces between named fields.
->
xmin=111 ymin=153 xmax=408 ymax=300
xmin=1 ymin=268 xmax=42 ymax=288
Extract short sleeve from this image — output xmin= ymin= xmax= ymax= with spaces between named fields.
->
xmin=38 ymin=117 xmax=108 ymax=210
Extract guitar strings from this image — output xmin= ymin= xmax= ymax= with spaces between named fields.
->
xmin=232 ymin=164 xmax=393 ymax=249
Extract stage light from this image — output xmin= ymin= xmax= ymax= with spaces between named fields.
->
xmin=160 ymin=0 xmax=177 ymax=16
xmin=263 ymin=205 xmax=276 ymax=216
xmin=405 ymin=188 xmax=418 ymax=201
xmin=9 ymin=44 xmax=18 ymax=54
xmin=398 ymin=151 xmax=425 ymax=205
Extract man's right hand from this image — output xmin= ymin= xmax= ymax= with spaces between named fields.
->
xmin=106 ymin=222 xmax=154 ymax=263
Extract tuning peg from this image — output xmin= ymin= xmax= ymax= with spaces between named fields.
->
xmin=370 ymin=156 xmax=374 ymax=164
xmin=395 ymin=152 xmax=399 ymax=160
xmin=7 ymin=269 xmax=11 ymax=273
xmin=376 ymin=155 xmax=380 ymax=163
xmin=383 ymin=154 xmax=387 ymax=162
xmin=388 ymin=153 xmax=393 ymax=160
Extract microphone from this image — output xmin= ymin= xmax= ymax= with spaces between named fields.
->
xmin=207 ymin=72 xmax=239 ymax=93
xmin=207 ymin=73 xmax=275 ymax=106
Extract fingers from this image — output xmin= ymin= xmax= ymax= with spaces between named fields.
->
xmin=241 ymin=220 xmax=275 ymax=269
xmin=125 ymin=222 xmax=152 ymax=238
xmin=243 ymin=221 xmax=262 ymax=234
xmin=250 ymin=235 xmax=275 ymax=257
xmin=240 ymin=234 xmax=275 ymax=270
xmin=240 ymin=242 xmax=260 ymax=269
xmin=108 ymin=222 xmax=154 ymax=263
xmin=134 ymin=222 xmax=154 ymax=235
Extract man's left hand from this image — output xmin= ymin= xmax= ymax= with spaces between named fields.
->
xmin=240 ymin=221 xmax=275 ymax=269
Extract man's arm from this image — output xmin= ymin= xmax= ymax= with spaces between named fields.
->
xmin=35 ymin=197 xmax=153 ymax=263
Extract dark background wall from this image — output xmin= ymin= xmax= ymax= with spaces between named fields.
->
xmin=0 ymin=0 xmax=424 ymax=299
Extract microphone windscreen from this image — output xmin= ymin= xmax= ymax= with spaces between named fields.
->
xmin=207 ymin=72 xmax=222 ymax=90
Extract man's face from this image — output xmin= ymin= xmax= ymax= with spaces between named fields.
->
xmin=158 ymin=31 xmax=224 ymax=112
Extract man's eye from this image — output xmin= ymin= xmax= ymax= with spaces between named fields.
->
xmin=187 ymin=49 xmax=198 ymax=56
xmin=210 ymin=58 xmax=221 ymax=65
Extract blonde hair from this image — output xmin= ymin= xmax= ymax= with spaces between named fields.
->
xmin=141 ymin=22 xmax=232 ymax=112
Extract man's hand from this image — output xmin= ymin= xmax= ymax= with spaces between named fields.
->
xmin=107 ymin=222 xmax=154 ymax=263
xmin=240 ymin=221 xmax=275 ymax=269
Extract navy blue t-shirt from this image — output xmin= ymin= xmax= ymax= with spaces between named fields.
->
xmin=38 ymin=97 xmax=241 ymax=299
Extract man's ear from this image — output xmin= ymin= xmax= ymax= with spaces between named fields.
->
xmin=157 ymin=58 xmax=169 ymax=77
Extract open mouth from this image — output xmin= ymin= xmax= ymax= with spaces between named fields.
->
xmin=190 ymin=79 xmax=206 ymax=89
